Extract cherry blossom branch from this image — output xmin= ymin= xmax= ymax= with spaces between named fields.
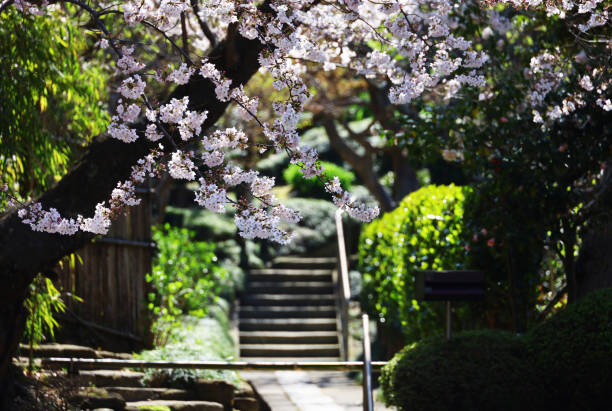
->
xmin=141 ymin=20 xmax=195 ymax=66
xmin=61 ymin=0 xmax=121 ymax=56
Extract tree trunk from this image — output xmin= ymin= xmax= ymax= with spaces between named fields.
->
xmin=391 ymin=151 xmax=419 ymax=202
xmin=0 ymin=24 xmax=265 ymax=401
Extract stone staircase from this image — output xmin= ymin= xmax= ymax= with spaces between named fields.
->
xmin=239 ymin=256 xmax=341 ymax=361
xmin=16 ymin=344 xmax=260 ymax=410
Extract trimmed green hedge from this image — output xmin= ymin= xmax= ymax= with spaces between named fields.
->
xmin=526 ymin=288 xmax=612 ymax=409
xmin=381 ymin=288 xmax=612 ymax=411
xmin=359 ymin=184 xmax=471 ymax=342
xmin=283 ymin=161 xmax=355 ymax=198
xmin=380 ymin=331 xmax=541 ymax=411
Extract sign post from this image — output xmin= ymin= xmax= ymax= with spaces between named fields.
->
xmin=415 ymin=270 xmax=485 ymax=340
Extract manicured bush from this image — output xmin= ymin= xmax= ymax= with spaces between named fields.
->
xmin=359 ymin=184 xmax=471 ymax=342
xmin=283 ymin=161 xmax=355 ymax=198
xmin=526 ymin=288 xmax=612 ymax=409
xmin=381 ymin=288 xmax=612 ymax=411
xmin=380 ymin=330 xmax=541 ymax=411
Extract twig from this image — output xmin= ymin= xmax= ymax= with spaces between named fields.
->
xmin=141 ymin=19 xmax=195 ymax=66
xmin=190 ymin=0 xmax=217 ymax=47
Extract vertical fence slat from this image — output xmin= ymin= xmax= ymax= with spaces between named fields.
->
xmin=54 ymin=191 xmax=152 ymax=349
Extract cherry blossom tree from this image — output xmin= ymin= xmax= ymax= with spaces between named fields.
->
xmin=0 ymin=0 xmax=610 ymax=398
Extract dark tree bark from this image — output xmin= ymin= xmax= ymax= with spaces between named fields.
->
xmin=391 ymin=150 xmax=419 ymax=202
xmin=0 ymin=23 xmax=265 ymax=401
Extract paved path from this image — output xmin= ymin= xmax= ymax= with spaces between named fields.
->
xmin=243 ymin=371 xmax=394 ymax=411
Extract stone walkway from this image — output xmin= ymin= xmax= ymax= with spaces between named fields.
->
xmin=244 ymin=371 xmax=394 ymax=411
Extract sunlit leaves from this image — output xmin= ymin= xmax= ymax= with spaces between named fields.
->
xmin=0 ymin=8 xmax=109 ymax=201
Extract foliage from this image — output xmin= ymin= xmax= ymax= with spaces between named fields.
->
xmin=283 ymin=161 xmax=355 ymax=198
xmin=387 ymin=3 xmax=612 ymax=315
xmin=525 ymin=288 xmax=612 ymax=409
xmin=23 ymin=274 xmax=66 ymax=346
xmin=381 ymin=288 xmax=612 ymax=411
xmin=147 ymin=224 xmax=228 ymax=345
xmin=359 ymin=185 xmax=471 ymax=342
xmin=137 ymin=300 xmax=241 ymax=387
xmin=0 ymin=8 xmax=108 ymax=200
xmin=380 ymin=330 xmax=541 ymax=411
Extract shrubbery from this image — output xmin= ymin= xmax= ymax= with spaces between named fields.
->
xmin=525 ymin=288 xmax=612 ymax=409
xmin=380 ymin=330 xmax=540 ymax=411
xmin=137 ymin=300 xmax=240 ymax=387
xmin=381 ymin=288 xmax=612 ymax=411
xmin=359 ymin=185 xmax=471 ymax=342
xmin=148 ymin=224 xmax=230 ymax=345
xmin=283 ymin=161 xmax=355 ymax=198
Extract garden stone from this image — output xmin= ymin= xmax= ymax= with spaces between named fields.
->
xmin=193 ymin=379 xmax=234 ymax=410
xmin=125 ymin=400 xmax=223 ymax=410
xmin=69 ymin=387 xmax=125 ymax=410
xmin=233 ymin=397 xmax=259 ymax=411
xmin=106 ymin=387 xmax=191 ymax=402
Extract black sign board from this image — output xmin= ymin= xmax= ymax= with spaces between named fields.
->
xmin=415 ymin=270 xmax=485 ymax=301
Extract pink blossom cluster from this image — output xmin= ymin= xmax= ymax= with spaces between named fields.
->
xmin=19 ymin=0 xmax=610 ymax=243
xmin=527 ymin=51 xmax=610 ymax=123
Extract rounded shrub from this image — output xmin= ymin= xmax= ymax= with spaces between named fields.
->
xmin=380 ymin=330 xmax=543 ymax=411
xmin=283 ymin=161 xmax=355 ymax=198
xmin=359 ymin=184 xmax=471 ymax=343
xmin=525 ymin=288 xmax=612 ymax=409
xmin=381 ymin=289 xmax=612 ymax=411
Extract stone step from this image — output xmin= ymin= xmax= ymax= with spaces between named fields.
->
xmin=240 ymin=344 xmax=340 ymax=357
xmin=76 ymin=370 xmax=145 ymax=388
xmin=68 ymin=387 xmax=126 ymax=410
xmin=246 ymin=281 xmax=334 ymax=294
xmin=239 ymin=318 xmax=337 ymax=332
xmin=240 ymin=356 xmax=341 ymax=362
xmin=242 ymin=294 xmax=335 ymax=306
xmin=239 ymin=305 xmax=336 ymax=319
xmin=271 ymin=256 xmax=337 ymax=269
xmin=125 ymin=400 xmax=223 ymax=411
xmin=249 ymin=269 xmax=332 ymax=282
xmin=105 ymin=387 xmax=191 ymax=402
xmin=240 ymin=331 xmax=339 ymax=344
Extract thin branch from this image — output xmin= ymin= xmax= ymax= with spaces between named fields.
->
xmin=180 ymin=11 xmax=189 ymax=57
xmin=231 ymin=97 xmax=265 ymax=128
xmin=141 ymin=19 xmax=195 ymax=66
xmin=338 ymin=119 xmax=380 ymax=153
xmin=190 ymin=0 xmax=217 ymax=48
xmin=62 ymin=0 xmax=122 ymax=57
